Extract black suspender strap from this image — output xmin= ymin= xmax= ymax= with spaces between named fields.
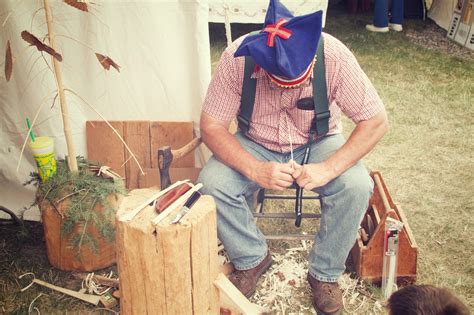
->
xmin=310 ymin=37 xmax=329 ymax=138
xmin=237 ymin=56 xmax=257 ymax=134
xmin=295 ymin=37 xmax=327 ymax=228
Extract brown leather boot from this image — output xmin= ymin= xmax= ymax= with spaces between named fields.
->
xmin=307 ymin=273 xmax=343 ymax=315
xmin=228 ymin=252 xmax=273 ymax=298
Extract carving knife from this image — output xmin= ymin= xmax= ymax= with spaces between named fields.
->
xmin=170 ymin=190 xmax=202 ymax=224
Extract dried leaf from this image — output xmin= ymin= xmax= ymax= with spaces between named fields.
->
xmin=64 ymin=0 xmax=89 ymax=12
xmin=21 ymin=30 xmax=63 ymax=62
xmin=95 ymin=53 xmax=120 ymax=72
xmin=5 ymin=40 xmax=12 ymax=82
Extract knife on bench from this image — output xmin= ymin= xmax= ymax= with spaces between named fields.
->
xmin=170 ymin=190 xmax=202 ymax=224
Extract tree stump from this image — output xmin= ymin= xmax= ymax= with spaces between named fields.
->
xmin=116 ymin=188 xmax=219 ymax=314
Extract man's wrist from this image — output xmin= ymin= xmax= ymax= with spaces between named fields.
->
xmin=241 ymin=159 xmax=263 ymax=182
xmin=322 ymin=159 xmax=339 ymax=181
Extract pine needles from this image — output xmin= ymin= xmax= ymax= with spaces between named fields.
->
xmin=33 ymin=157 xmax=126 ymax=255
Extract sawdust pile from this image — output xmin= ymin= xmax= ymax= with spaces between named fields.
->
xmin=250 ymin=240 xmax=386 ymax=314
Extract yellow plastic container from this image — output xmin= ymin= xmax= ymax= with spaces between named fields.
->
xmin=28 ymin=136 xmax=56 ymax=182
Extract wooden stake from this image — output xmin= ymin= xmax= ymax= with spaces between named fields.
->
xmin=214 ymin=273 xmax=266 ymax=314
xmin=32 ymin=279 xmax=100 ymax=305
xmin=43 ymin=0 xmax=78 ymax=172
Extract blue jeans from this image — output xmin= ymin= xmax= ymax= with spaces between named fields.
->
xmin=373 ymin=0 xmax=404 ymax=27
xmin=198 ymin=132 xmax=373 ymax=282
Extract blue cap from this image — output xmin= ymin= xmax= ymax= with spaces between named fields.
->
xmin=234 ymin=0 xmax=323 ymax=81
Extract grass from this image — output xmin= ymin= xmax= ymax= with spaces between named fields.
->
xmin=1 ymin=5 xmax=473 ymax=314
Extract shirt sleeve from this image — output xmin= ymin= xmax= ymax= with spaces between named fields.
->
xmin=202 ymin=45 xmax=243 ymax=122
xmin=331 ymin=39 xmax=385 ymax=123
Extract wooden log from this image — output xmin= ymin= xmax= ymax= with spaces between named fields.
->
xmin=116 ymin=188 xmax=219 ymax=314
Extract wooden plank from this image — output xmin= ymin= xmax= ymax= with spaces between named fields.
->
xmin=214 ymin=273 xmax=266 ymax=314
xmin=150 ymin=122 xmax=194 ymax=168
xmin=86 ymin=121 xmax=125 ymax=178
xmin=123 ymin=121 xmax=151 ymax=189
xmin=138 ymin=167 xmax=201 ymax=188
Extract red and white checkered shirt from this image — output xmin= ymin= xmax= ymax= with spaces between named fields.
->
xmin=202 ymin=32 xmax=384 ymax=153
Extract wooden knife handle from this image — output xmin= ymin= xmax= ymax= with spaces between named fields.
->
xmin=155 ymin=183 xmax=192 ymax=213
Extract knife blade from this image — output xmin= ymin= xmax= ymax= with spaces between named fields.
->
xmin=170 ymin=190 xmax=202 ymax=224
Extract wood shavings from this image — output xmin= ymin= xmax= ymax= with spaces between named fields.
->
xmin=246 ymin=241 xmax=383 ymax=314
xmin=81 ymin=271 xmax=115 ymax=295
xmin=28 ymin=293 xmax=44 ymax=315
xmin=251 ymin=244 xmax=310 ymax=313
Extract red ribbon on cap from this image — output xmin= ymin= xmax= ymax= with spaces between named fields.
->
xmin=263 ymin=18 xmax=292 ymax=47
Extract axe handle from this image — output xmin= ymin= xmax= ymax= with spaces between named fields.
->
xmin=33 ymin=279 xmax=100 ymax=305
xmin=171 ymin=137 xmax=202 ymax=162
xmin=158 ymin=137 xmax=202 ymax=189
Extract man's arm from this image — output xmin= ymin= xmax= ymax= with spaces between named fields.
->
xmin=200 ymin=112 xmax=294 ymax=190
xmin=292 ymin=110 xmax=388 ymax=190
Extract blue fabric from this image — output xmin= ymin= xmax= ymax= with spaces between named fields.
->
xmin=373 ymin=0 xmax=404 ymax=27
xmin=198 ymin=132 xmax=373 ymax=280
xmin=234 ymin=0 xmax=322 ymax=80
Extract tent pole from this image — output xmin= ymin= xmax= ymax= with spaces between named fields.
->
xmin=224 ymin=6 xmax=232 ymax=46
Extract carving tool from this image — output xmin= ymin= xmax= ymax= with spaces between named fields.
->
xmin=170 ymin=190 xmax=202 ymax=224
xmin=154 ymin=182 xmax=192 ymax=213
xmin=119 ymin=179 xmax=189 ymax=222
xmin=151 ymin=183 xmax=203 ymax=225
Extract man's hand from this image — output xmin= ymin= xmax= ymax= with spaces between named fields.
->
xmin=291 ymin=161 xmax=334 ymax=191
xmin=250 ymin=161 xmax=295 ymax=190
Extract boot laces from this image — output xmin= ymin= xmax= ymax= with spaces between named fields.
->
xmin=321 ymin=282 xmax=337 ymax=298
xmin=230 ymin=270 xmax=251 ymax=283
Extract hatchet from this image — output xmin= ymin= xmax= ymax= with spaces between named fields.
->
xmin=158 ymin=137 xmax=202 ymax=189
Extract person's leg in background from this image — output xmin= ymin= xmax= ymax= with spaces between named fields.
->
xmin=366 ymin=0 xmax=389 ymax=32
xmin=389 ymin=0 xmax=404 ymax=31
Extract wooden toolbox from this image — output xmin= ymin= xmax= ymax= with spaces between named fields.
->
xmin=350 ymin=171 xmax=418 ymax=285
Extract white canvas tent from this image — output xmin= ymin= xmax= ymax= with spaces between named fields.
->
xmin=209 ymin=0 xmax=328 ymax=45
xmin=0 ymin=0 xmax=212 ymax=220
xmin=428 ymin=0 xmax=459 ymax=30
